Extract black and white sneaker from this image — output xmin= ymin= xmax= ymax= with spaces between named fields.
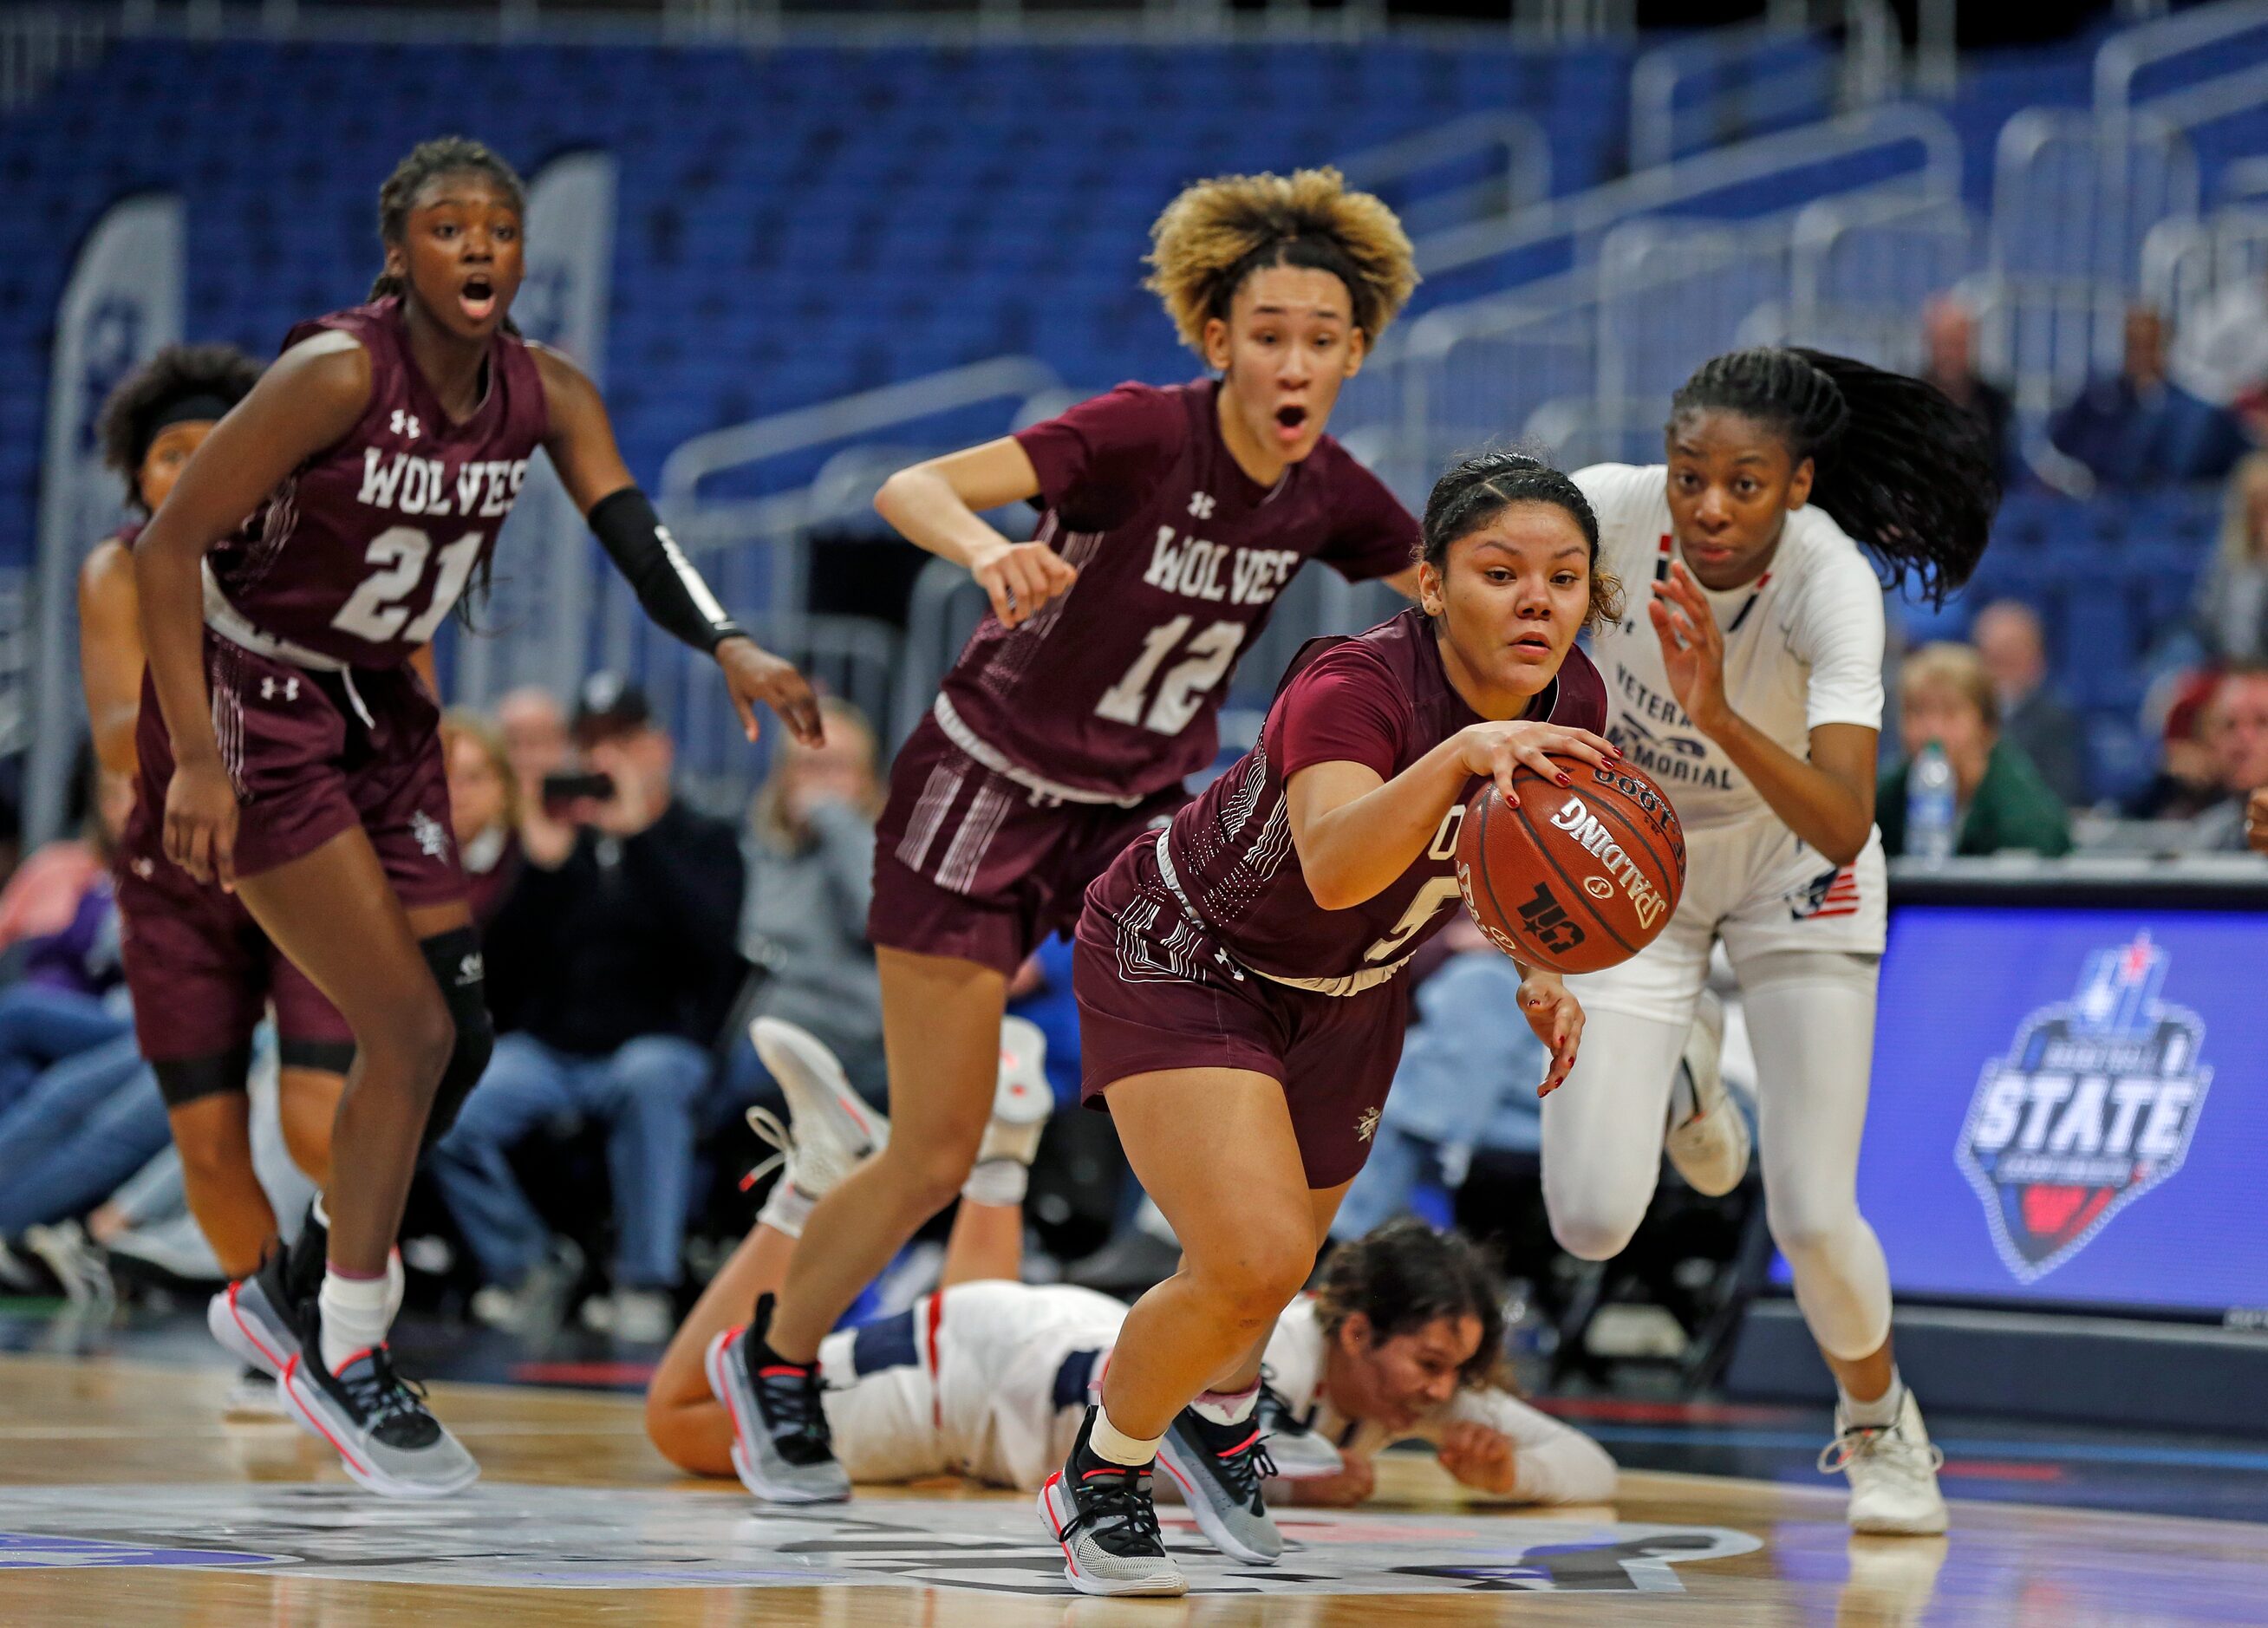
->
xmin=1254 ymin=1378 xmax=1342 ymax=1480
xmin=1157 ymin=1402 xmax=1283 ymax=1563
xmin=278 ymin=1299 xmax=479 ymax=1498
xmin=703 ymin=1291 xmax=850 ymax=1503
xmin=1037 ymin=1406 xmax=1185 ymax=1597
xmin=208 ymin=1249 xmax=302 ymax=1378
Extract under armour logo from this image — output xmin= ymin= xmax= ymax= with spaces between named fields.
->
xmin=1212 ymin=946 xmax=1246 ymax=983
xmin=1355 ymin=1106 xmax=1380 ymax=1143
xmin=131 ymin=857 xmax=155 ymax=879
xmin=1188 ymin=492 xmax=1216 ymax=520
xmin=410 ymin=810 xmax=451 ymax=861
xmin=390 ymin=409 xmax=421 ymax=440
xmin=259 ymin=676 xmax=301 ymax=703
xmin=456 ymin=952 xmax=484 ymax=987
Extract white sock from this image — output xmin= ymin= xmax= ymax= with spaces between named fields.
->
xmin=757 ymin=1180 xmax=816 ymax=1241
xmin=1840 ymin=1368 xmax=1904 ymax=1429
xmin=1191 ymin=1381 xmax=1260 ymax=1428
xmin=1089 ymin=1404 xmax=1163 ymax=1468
xmin=383 ymin=1248 xmax=405 ymax=1325
xmin=318 ymin=1267 xmax=394 ymax=1374
xmin=961 ymin=1158 xmax=1027 ymax=1208
xmin=310 ymin=1194 xmax=330 ymax=1229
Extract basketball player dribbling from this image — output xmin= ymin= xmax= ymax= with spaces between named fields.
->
xmin=1556 ymin=348 xmax=1997 ymax=1534
xmin=86 ymin=347 xmax=358 ymax=1414
xmin=718 ymin=168 xmax=1432 ymax=1504
xmin=131 ymin=136 xmax=818 ymax=1496
xmin=1040 ymin=453 xmax=1617 ymax=1596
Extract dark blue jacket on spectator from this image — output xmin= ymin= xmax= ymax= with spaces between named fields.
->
xmin=2050 ymin=377 xmax=2248 ymax=487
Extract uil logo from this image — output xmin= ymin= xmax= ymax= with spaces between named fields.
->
xmin=1955 ymin=934 xmax=2212 ymax=1282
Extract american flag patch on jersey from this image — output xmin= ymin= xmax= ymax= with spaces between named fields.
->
xmin=1789 ymin=863 xmax=1862 ymax=921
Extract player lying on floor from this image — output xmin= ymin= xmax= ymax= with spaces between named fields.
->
xmin=644 ymin=1017 xmax=1616 ymax=1514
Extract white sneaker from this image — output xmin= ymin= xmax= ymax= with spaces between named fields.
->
xmin=976 ymin=1015 xmax=1053 ymax=1168
xmin=1665 ymin=991 xmax=1749 ymax=1197
xmin=748 ymin=1019 xmax=889 ymax=1202
xmin=607 ymin=1287 xmax=677 ymax=1345
xmin=1822 ymin=1389 xmax=1948 ymax=1535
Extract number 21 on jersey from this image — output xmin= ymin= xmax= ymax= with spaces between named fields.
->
xmin=332 ymin=524 xmax=486 ymax=643
xmin=1094 ymin=615 xmax=1243 ymax=735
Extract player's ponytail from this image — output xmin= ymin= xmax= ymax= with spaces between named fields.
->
xmin=1314 ymin=1220 xmax=1509 ymax=1390
xmin=370 ymin=135 xmax=526 ymax=336
xmin=1420 ymin=449 xmax=1624 ymax=632
xmin=1669 ymin=346 xmax=1999 ymax=606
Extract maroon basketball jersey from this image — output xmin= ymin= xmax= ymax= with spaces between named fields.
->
xmin=205 ymin=297 xmax=551 ymax=669
xmin=1150 ymin=608 xmax=1606 ymax=985
xmin=935 ymin=381 xmax=1418 ymax=803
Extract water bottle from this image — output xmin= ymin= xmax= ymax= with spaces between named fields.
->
xmin=1907 ymin=740 xmax=1958 ymax=864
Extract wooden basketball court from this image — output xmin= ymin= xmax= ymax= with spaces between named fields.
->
xmin=3 ymin=1353 xmax=2264 ymax=1625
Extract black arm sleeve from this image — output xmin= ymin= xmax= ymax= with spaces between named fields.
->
xmin=588 ymin=485 xmax=747 ymax=654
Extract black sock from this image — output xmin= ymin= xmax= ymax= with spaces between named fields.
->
xmin=747 ymin=1293 xmax=810 ymax=1371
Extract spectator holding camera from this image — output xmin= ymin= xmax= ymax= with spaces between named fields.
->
xmin=430 ymin=675 xmax=746 ymax=1341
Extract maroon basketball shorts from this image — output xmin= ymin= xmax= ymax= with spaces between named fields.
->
xmin=1072 ymin=837 xmax=1411 ymax=1191
xmin=113 ymin=837 xmax=353 ymax=1073
xmin=133 ymin=634 xmax=465 ymax=911
xmin=870 ymin=714 xmax=1184 ymax=978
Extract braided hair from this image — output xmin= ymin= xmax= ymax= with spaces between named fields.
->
xmin=367 ymin=136 xmax=526 ymax=315
xmin=1313 ymin=1220 xmax=1508 ymax=1390
xmin=1420 ymin=449 xmax=1624 ymax=631
xmin=1668 ymin=347 xmax=1998 ymax=606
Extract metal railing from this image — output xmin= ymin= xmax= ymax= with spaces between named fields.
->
xmin=1415 ymin=100 xmax=1959 ymax=282
xmin=1336 ymin=111 xmax=1553 ymax=240
xmin=1627 ymin=4 xmax=1894 ymax=174
xmin=0 ymin=8 xmax=109 ymax=112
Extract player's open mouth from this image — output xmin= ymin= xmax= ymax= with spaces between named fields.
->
xmin=1509 ymin=633 xmax=1555 ymax=656
xmin=1274 ymin=403 xmax=1309 ymax=440
xmin=458 ymin=276 xmax=497 ymax=322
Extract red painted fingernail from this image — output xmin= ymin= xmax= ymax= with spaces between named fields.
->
xmin=1555 ymin=772 xmax=1571 ymax=787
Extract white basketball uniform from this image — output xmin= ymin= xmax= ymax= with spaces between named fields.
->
xmin=1541 ymin=464 xmax=1895 ymax=1364
xmin=816 ymin=1284 xmax=1613 ymax=1502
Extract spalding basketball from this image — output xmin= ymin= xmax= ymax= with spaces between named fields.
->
xmin=1454 ymin=760 xmax=1687 ymax=975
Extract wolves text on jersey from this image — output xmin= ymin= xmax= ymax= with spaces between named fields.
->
xmin=1142 ymin=524 xmax=1300 ymax=608
xmin=356 ymin=448 xmax=529 ymax=520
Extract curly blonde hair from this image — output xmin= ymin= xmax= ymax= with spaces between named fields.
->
xmin=1144 ymin=166 xmax=1418 ymax=354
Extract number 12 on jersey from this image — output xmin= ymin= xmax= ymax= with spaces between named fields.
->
xmin=1093 ymin=615 xmax=1244 ymax=736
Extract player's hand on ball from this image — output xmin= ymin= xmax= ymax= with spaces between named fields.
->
xmin=971 ymin=539 xmax=1077 ymax=628
xmin=1649 ymin=561 xmax=1731 ymax=736
xmin=163 ymin=758 xmax=239 ymax=890
xmin=718 ymin=636 xmax=824 ymax=746
xmin=1455 ymin=720 xmax=1620 ymax=809
xmin=2247 ymin=786 xmax=2268 ymax=854
xmin=1437 ymin=1421 xmax=1519 ymax=1495
xmin=1520 ymin=969 xmax=1584 ymax=1096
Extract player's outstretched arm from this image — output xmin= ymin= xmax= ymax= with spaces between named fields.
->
xmin=533 ymin=345 xmax=819 ymax=745
xmin=134 ymin=333 xmax=374 ymax=887
xmin=1287 ymin=719 xmax=1615 ymax=914
xmin=874 ymin=439 xmax=1075 ymax=629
